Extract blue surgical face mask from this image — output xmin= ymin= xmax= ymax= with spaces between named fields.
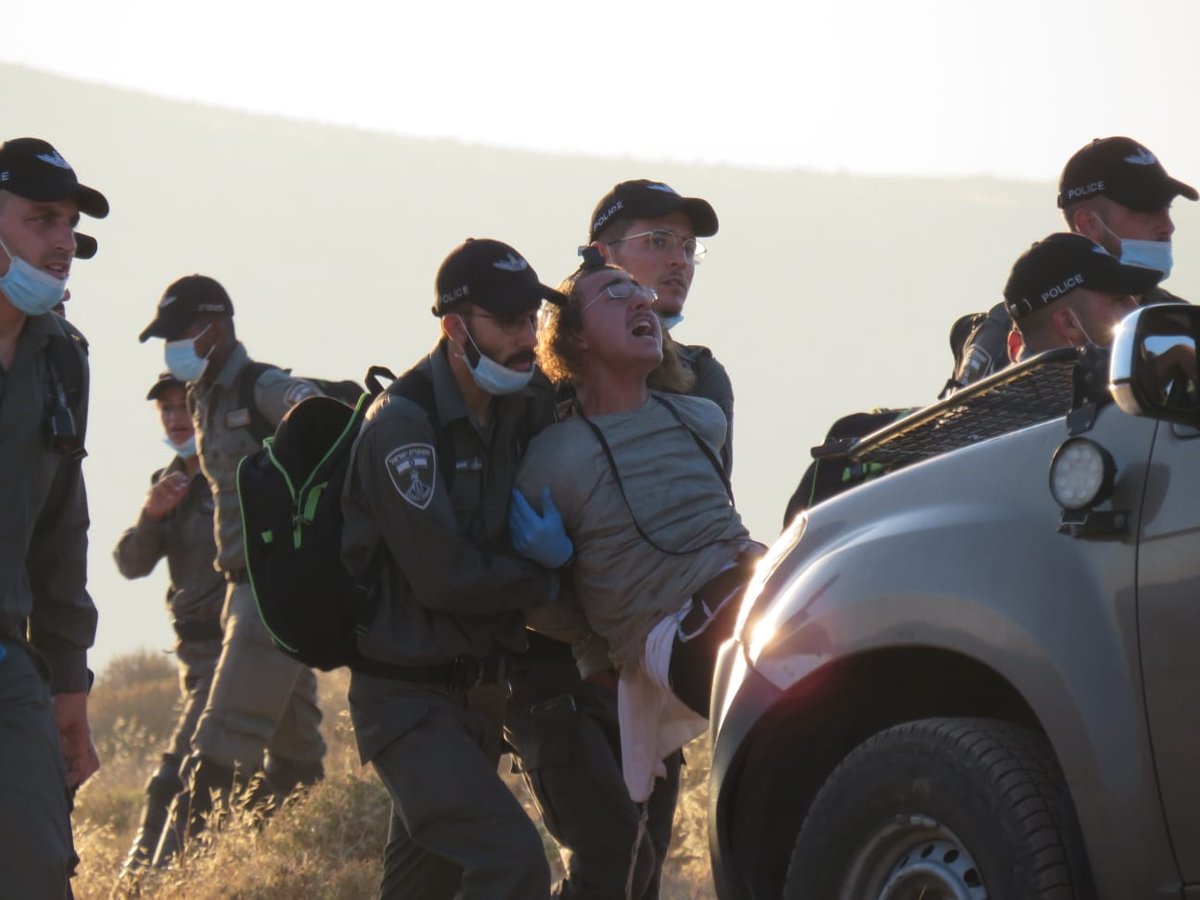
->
xmin=659 ymin=313 xmax=685 ymax=332
xmin=0 ymin=235 xmax=67 ymax=316
xmin=163 ymin=435 xmax=197 ymax=459
xmin=164 ymin=326 xmax=212 ymax=384
xmin=1093 ymin=215 xmax=1173 ymax=279
xmin=451 ymin=316 xmax=533 ymax=395
xmin=1118 ymin=239 xmax=1173 ymax=280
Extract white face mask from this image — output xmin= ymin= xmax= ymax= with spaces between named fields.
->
xmin=451 ymin=316 xmax=533 ymax=395
xmin=164 ymin=326 xmax=212 ymax=383
xmin=0 ymin=234 xmax=66 ymax=316
xmin=162 ymin=435 xmax=197 ymax=459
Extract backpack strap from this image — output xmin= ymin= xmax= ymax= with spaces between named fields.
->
xmin=237 ymin=360 xmax=277 ymax=442
xmin=42 ymin=317 xmax=89 ymax=460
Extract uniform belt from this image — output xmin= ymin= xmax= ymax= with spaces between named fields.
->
xmin=225 ymin=571 xmax=249 ymax=585
xmin=173 ymin=618 xmax=223 ymax=642
xmin=351 ymin=655 xmax=504 ymax=692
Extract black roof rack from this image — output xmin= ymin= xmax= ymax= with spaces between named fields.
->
xmin=845 ymin=348 xmax=1087 ymax=468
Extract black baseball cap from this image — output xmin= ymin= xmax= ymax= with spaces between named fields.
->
xmin=1004 ymin=233 xmax=1163 ymax=320
xmin=139 ymin=275 xmax=234 ymax=342
xmin=74 ymin=232 xmax=97 ymax=260
xmin=589 ymin=180 xmax=718 ymax=241
xmin=0 ymin=138 xmax=109 ymax=218
xmin=433 ymin=238 xmax=566 ymax=318
xmin=1058 ymin=137 xmax=1197 ymax=212
xmin=145 ymin=371 xmax=185 ymax=401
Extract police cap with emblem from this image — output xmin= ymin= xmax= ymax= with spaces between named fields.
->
xmin=433 ymin=238 xmax=566 ymax=318
xmin=589 ymin=179 xmax=719 ymax=242
xmin=1004 ymin=233 xmax=1163 ymax=320
xmin=0 ymin=138 xmax=109 ymax=218
xmin=1058 ymin=137 xmax=1197 ymax=212
xmin=139 ymin=274 xmax=234 ymax=342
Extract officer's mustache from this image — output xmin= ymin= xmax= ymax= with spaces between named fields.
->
xmin=503 ymin=350 xmax=536 ymax=369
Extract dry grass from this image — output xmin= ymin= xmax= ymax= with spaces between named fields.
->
xmin=72 ymin=654 xmax=716 ymax=899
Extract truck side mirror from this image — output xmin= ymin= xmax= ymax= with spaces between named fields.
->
xmin=1110 ymin=304 xmax=1200 ymax=425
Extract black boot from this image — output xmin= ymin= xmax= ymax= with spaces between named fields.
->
xmin=150 ymin=755 xmax=236 ymax=868
xmin=239 ymin=757 xmax=325 ymax=822
xmin=120 ymin=756 xmax=183 ymax=878
xmin=265 ymin=756 xmax=324 ymax=799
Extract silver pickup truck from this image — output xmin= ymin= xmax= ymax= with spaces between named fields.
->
xmin=709 ymin=303 xmax=1200 ymax=900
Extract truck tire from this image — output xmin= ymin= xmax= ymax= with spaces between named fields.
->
xmin=784 ymin=717 xmax=1087 ymax=900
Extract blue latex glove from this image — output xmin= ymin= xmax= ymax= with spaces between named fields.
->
xmin=510 ymin=487 xmax=575 ymax=569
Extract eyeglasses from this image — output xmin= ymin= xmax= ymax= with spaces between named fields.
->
xmin=583 ymin=280 xmax=657 ymax=310
xmin=467 ymin=310 xmax=537 ymax=335
xmin=607 ymin=229 xmax=707 ymax=264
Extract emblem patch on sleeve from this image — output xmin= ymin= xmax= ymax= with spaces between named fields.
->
xmin=283 ymin=382 xmax=320 ymax=409
xmin=386 ymin=444 xmax=437 ymax=509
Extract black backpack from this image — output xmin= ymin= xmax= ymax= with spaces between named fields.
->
xmin=782 ymin=407 xmax=915 ymax=529
xmin=939 ymin=302 xmax=1013 ymax=399
xmin=236 ymin=364 xmax=460 ymax=671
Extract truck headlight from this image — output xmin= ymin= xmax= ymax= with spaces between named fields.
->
xmin=1049 ymin=437 xmax=1115 ymax=511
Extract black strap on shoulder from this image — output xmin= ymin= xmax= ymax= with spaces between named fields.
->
xmin=42 ymin=319 xmax=89 ymax=459
xmin=575 ymin=394 xmax=738 ymax=557
xmin=237 ymin=360 xmax=277 ymax=441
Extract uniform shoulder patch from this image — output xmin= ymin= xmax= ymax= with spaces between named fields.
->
xmin=283 ymin=381 xmax=320 ymax=409
xmin=385 ymin=443 xmax=437 ymax=509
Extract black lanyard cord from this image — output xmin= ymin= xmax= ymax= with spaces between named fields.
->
xmin=575 ymin=395 xmax=740 ymax=558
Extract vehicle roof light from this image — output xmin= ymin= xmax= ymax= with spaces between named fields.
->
xmin=1049 ymin=438 xmax=1115 ymax=512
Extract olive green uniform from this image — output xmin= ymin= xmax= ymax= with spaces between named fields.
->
xmin=342 ymin=342 xmax=557 ymax=899
xmin=0 ymin=313 xmax=96 ymax=898
xmin=187 ymin=342 xmax=326 ymax=771
xmin=115 ymin=456 xmax=225 ymax=759
xmin=115 ymin=455 xmax=225 ymax=871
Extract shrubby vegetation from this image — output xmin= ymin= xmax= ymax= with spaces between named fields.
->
xmin=72 ymin=651 xmax=715 ymax=899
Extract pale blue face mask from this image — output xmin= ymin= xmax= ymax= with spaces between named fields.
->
xmin=451 ymin=316 xmax=533 ymax=395
xmin=1118 ymin=239 xmax=1173 ymax=280
xmin=0 ymin=235 xmax=67 ymax=316
xmin=162 ymin=435 xmax=197 ymax=459
xmin=659 ymin=313 xmax=685 ymax=332
xmin=164 ymin=326 xmax=212 ymax=383
xmin=1094 ymin=216 xmax=1173 ymax=279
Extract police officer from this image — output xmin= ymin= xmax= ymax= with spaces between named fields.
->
xmin=502 ymin=181 xmax=730 ymax=898
xmin=591 ymin=179 xmax=732 ymax=470
xmin=950 ymin=136 xmax=1196 ymax=391
xmin=1003 ymin=233 xmax=1163 ymax=357
xmin=137 ymin=275 xmax=327 ymax=864
xmin=342 ymin=238 xmax=569 ymax=898
xmin=113 ymin=373 xmax=225 ymax=875
xmin=0 ymin=137 xmax=107 ymax=897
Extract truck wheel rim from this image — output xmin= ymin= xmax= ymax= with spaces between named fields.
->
xmin=842 ymin=815 xmax=988 ymax=900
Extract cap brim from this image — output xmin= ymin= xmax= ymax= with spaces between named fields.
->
xmin=678 ymin=198 xmax=719 ymax=237
xmin=541 ymin=284 xmax=569 ymax=307
xmin=145 ymin=378 xmax=184 ymax=401
xmin=1094 ymin=261 xmax=1165 ymax=295
xmin=74 ymin=232 xmax=97 ymax=260
xmin=1169 ymin=176 xmax=1198 ymax=203
xmin=138 ymin=319 xmax=168 ymax=343
xmin=75 ymin=184 xmax=109 ymax=219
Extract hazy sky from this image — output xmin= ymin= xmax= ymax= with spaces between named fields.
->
xmin=7 ymin=0 xmax=1200 ymax=180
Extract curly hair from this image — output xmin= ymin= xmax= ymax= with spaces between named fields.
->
xmin=536 ymin=263 xmax=694 ymax=393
